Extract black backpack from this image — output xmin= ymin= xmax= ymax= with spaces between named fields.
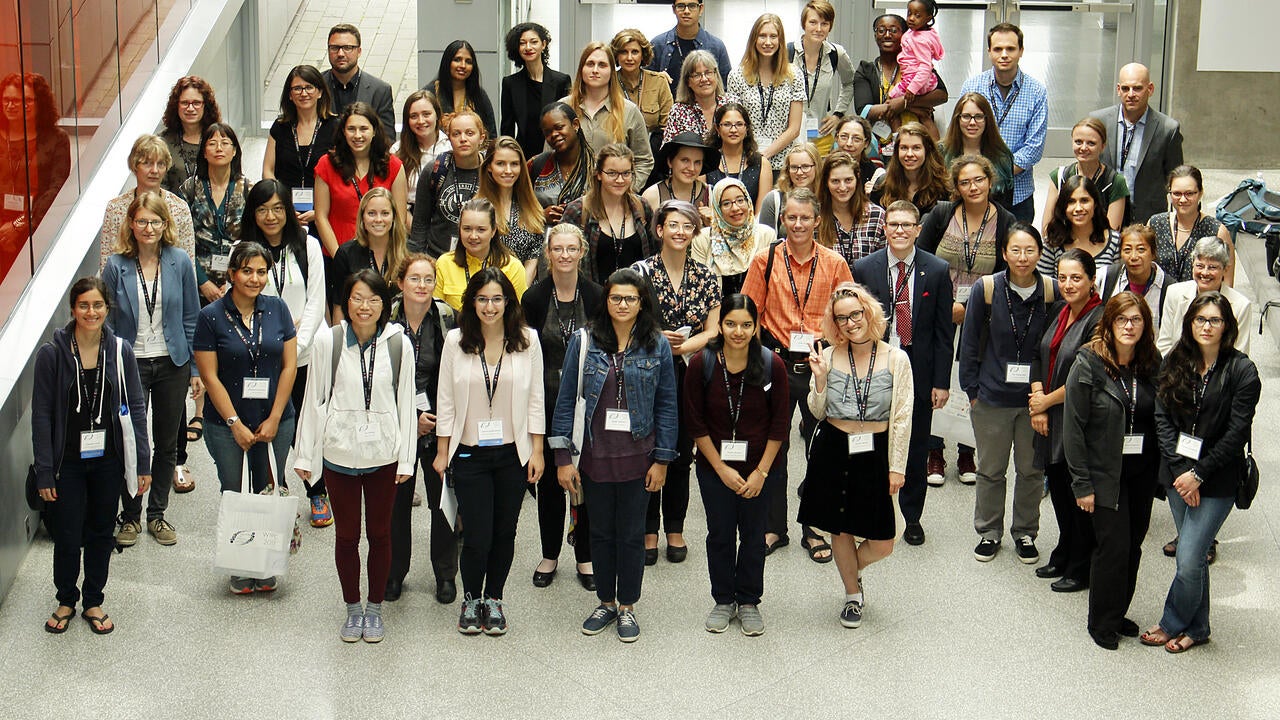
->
xmin=787 ymin=43 xmax=838 ymax=75
xmin=699 ymin=346 xmax=778 ymax=385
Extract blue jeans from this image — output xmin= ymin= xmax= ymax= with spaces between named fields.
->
xmin=204 ymin=417 xmax=295 ymax=494
xmin=1159 ymin=489 xmax=1233 ymax=641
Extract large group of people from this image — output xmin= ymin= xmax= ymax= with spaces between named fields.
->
xmin=29 ymin=1 xmax=1260 ymax=655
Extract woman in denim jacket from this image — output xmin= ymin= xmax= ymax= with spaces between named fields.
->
xmin=551 ymin=268 xmax=678 ymax=643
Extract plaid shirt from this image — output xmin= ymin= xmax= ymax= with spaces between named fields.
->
xmin=959 ymin=69 xmax=1047 ymax=205
xmin=740 ymin=240 xmax=853 ymax=345
xmin=832 ymin=203 xmax=887 ymax=269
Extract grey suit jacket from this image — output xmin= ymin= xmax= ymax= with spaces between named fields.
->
xmin=323 ymin=68 xmax=397 ymax=143
xmin=1089 ymin=104 xmax=1183 ymax=225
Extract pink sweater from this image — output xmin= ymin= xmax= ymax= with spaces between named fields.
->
xmin=897 ymin=28 xmax=944 ymax=95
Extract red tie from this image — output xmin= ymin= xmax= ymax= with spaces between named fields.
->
xmin=895 ymin=261 xmax=913 ymax=347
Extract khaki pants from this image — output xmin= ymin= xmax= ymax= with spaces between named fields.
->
xmin=970 ymin=400 xmax=1042 ymax=542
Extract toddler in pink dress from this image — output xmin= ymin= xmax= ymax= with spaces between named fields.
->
xmin=889 ymin=0 xmax=943 ymax=102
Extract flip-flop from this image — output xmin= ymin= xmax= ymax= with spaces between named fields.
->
xmin=1165 ymin=633 xmax=1208 ymax=654
xmin=82 ymin=612 xmax=114 ymax=635
xmin=44 ymin=608 xmax=76 ymax=634
xmin=1140 ymin=627 xmax=1172 ymax=646
xmin=185 ymin=417 xmax=204 ymax=442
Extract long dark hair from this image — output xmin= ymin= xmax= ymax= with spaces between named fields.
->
xmin=705 ymin=102 xmax=759 ymax=157
xmin=195 ymin=122 xmax=244 ymax=181
xmin=591 ymin=268 xmax=660 ymax=353
xmin=705 ymin=293 xmax=768 ymax=386
xmin=1084 ymin=291 xmax=1160 ymax=379
xmin=1157 ymin=292 xmax=1238 ymax=418
xmin=241 ymin=179 xmax=307 ymax=258
xmin=434 ymin=40 xmax=489 ymax=116
xmin=1046 ymin=174 xmax=1109 ymax=250
xmin=330 ymin=102 xmax=392 ymax=181
xmin=457 ymin=267 xmax=530 ymax=355
xmin=276 ymin=64 xmax=334 ymax=123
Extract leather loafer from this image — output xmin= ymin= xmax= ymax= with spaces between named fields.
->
xmin=1035 ymin=564 xmax=1065 ymax=579
xmin=532 ymin=568 xmax=557 ymax=588
xmin=384 ymin=578 xmax=403 ymax=602
xmin=577 ymin=572 xmax=596 ymax=591
xmin=903 ymin=522 xmax=925 ymax=546
xmin=666 ymin=545 xmax=688 ymax=563
xmin=645 ymin=548 xmax=659 ymax=566
xmin=435 ymin=579 xmax=457 ymax=605
xmin=1050 ymin=577 xmax=1087 ymax=593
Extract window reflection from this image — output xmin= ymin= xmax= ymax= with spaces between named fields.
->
xmin=0 ymin=72 xmax=70 ymax=282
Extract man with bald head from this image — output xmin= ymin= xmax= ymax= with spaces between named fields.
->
xmin=1090 ymin=63 xmax=1183 ymax=225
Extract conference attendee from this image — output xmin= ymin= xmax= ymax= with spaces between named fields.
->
xmin=853 ymin=200 xmax=953 ymax=545
xmin=1042 ymin=117 xmax=1128 ymax=233
xmin=1148 ymin=165 xmax=1235 ymax=285
xmin=612 ymin=28 xmax=674 ymax=162
xmin=1038 ymin=175 xmax=1120 ymax=277
xmin=263 ymin=64 xmax=340 ymax=225
xmin=561 ymin=143 xmax=656 ymax=284
xmin=817 ymin=150 xmax=884 ymax=268
xmin=1098 ymin=223 xmax=1170 ymax=332
xmin=1089 ymin=63 xmax=1183 ymax=226
xmin=33 ymin=277 xmax=151 ymax=635
xmin=181 ymin=122 xmax=251 ymax=304
xmin=939 ymin=93 xmax=1014 ymax=211
xmin=649 ymin=0 xmax=733 ymax=95
xmin=684 ymin=293 xmax=789 ymax=635
xmin=870 ymin=121 xmax=948 ymax=217
xmin=958 ymin=23 xmax=1047 ymax=223
xmin=799 ymin=282 xmax=913 ymax=628
xmin=1029 ymin=249 xmax=1104 ymax=592
xmin=501 ymin=22 xmax=572 ymax=159
xmin=159 ymin=76 xmax=221 ymax=193
xmin=475 ymin=136 xmax=545 ymax=284
xmin=832 ymin=116 xmax=882 ymax=193
xmin=393 ymin=91 xmax=451 ymax=211
xmin=434 ymin=197 xmax=529 ymax=311
xmin=409 ymin=109 xmax=486 ymax=257
xmin=293 ymin=269 xmax=415 ymax=642
xmin=1062 ymin=292 xmax=1161 ymax=650
xmin=662 ymin=51 xmax=732 ymax=146
xmin=433 ymin=268 xmax=545 ymax=636
xmin=703 ymin=103 xmax=773 ymax=210
xmin=740 ymin=188 xmax=853 ymax=560
xmin=789 ymin=0 xmax=856 ymax=157
xmin=99 ymin=135 xmax=196 ymax=268
xmin=851 ymin=13 xmax=948 ymax=154
xmin=757 ymin=142 xmax=821 ymax=237
xmin=530 ymin=103 xmax=591 ymax=227
xmin=726 ymin=14 xmax=804 ymax=172
xmin=523 ymin=225 xmax=604 ymax=591
xmin=1143 ymin=292 xmax=1259 ymax=654
xmin=551 ymin=268 xmax=679 ymax=643
xmin=959 ymin=223 xmax=1058 ymax=564
xmin=331 ymin=188 xmax=408 ymax=319
xmin=1156 ymin=237 xmax=1251 ymax=356
xmin=322 ymin=23 xmax=396 ymax=141
xmin=564 ymin=42 xmax=654 ymax=191
xmin=431 ymin=40 xmax=498 ymax=138
xmin=691 ymin=177 xmax=776 ymax=296
xmin=641 ymin=132 xmax=717 ymax=218
xmin=100 ymin=193 xmax=199 ymax=548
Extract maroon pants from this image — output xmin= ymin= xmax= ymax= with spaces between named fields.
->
xmin=324 ymin=463 xmax=398 ymax=604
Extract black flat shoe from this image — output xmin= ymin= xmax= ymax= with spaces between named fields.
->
xmin=384 ymin=578 xmax=403 ymax=602
xmin=1051 ymin=577 xmax=1088 ymax=593
xmin=435 ymin=579 xmax=457 ymax=605
xmin=666 ymin=545 xmax=688 ymax=563
xmin=1119 ymin=618 xmax=1140 ymax=637
xmin=577 ymin=572 xmax=596 ymax=591
xmin=645 ymin=548 xmax=659 ymax=566
xmin=532 ymin=567 xmax=557 ymax=587
xmin=903 ymin=522 xmax=925 ymax=546
xmin=1090 ymin=628 xmax=1119 ymax=650
xmin=1035 ymin=564 xmax=1065 ymax=579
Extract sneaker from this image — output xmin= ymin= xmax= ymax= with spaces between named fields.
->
xmin=362 ymin=613 xmax=384 ymax=643
xmin=926 ymin=449 xmax=946 ymax=486
xmin=581 ymin=604 xmax=619 ymax=635
xmin=457 ymin=595 xmax=482 ymax=635
xmin=147 ymin=518 xmax=177 ymax=546
xmin=840 ymin=599 xmax=863 ymax=628
xmin=1015 ymin=536 xmax=1039 ymax=564
xmin=738 ymin=604 xmax=765 ymax=636
xmin=341 ymin=613 xmax=364 ymax=643
xmin=254 ymin=576 xmax=277 ymax=593
xmin=616 ymin=608 xmax=640 ymax=642
xmin=705 ymin=603 xmax=736 ymax=633
xmin=974 ymin=538 xmax=1000 ymax=562
xmin=229 ymin=576 xmax=255 ymax=595
xmin=116 ymin=519 xmax=141 ymax=547
xmin=957 ymin=451 xmax=977 ymax=485
xmin=310 ymin=495 xmax=334 ymax=527
xmin=482 ymin=598 xmax=508 ymax=636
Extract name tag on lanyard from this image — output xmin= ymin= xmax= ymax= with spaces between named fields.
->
xmin=1176 ymin=433 xmax=1202 ymax=460
xmin=848 ymin=432 xmax=874 ymax=455
xmin=1123 ymin=434 xmax=1144 ymax=455
xmin=243 ymin=378 xmax=270 ymax=399
xmin=291 ymin=187 xmax=314 ymax=213
xmin=605 ymin=409 xmax=631 ymax=432
xmin=721 ymin=440 xmax=748 ymax=462
xmin=80 ymin=430 xmax=106 ymax=459
xmin=1005 ymin=362 xmax=1032 ymax=384
xmin=477 ymin=418 xmax=505 ymax=446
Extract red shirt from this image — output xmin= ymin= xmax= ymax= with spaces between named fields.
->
xmin=740 ymin=240 xmax=853 ymax=345
xmin=313 ymin=154 xmax=403 ymax=253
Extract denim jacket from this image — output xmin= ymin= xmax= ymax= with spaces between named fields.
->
xmin=549 ymin=328 xmax=678 ymax=463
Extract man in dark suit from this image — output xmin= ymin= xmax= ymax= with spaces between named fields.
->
xmin=853 ymin=200 xmax=954 ymax=545
xmin=1089 ymin=63 xmax=1183 ymax=226
xmin=322 ymin=23 xmax=397 ymax=143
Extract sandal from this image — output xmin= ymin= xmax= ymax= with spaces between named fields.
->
xmin=185 ymin=417 xmax=204 ymax=442
xmin=173 ymin=466 xmax=195 ymax=494
xmin=1206 ymin=540 xmax=1218 ymax=565
xmin=82 ymin=610 xmax=114 ymax=635
xmin=1165 ymin=633 xmax=1208 ymax=654
xmin=764 ymin=534 xmax=790 ymax=556
xmin=44 ymin=607 xmax=75 ymax=634
xmin=1140 ymin=626 xmax=1172 ymax=647
xmin=802 ymin=527 xmax=833 ymax=564
xmin=1162 ymin=537 xmax=1178 ymax=557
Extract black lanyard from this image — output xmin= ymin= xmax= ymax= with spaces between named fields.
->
xmin=203 ymin=179 xmax=233 ymax=250
xmin=960 ymin=204 xmax=992 ymax=273
xmin=621 ymin=73 xmax=643 ymax=105
xmin=660 ymin=257 xmax=691 ymax=327
xmin=801 ymin=60 xmax=820 ymax=104
xmin=610 ymin=351 xmax=626 ymax=408
xmin=1120 ymin=120 xmax=1137 ymax=168
xmin=720 ymin=353 xmax=747 ymax=440
xmin=268 ymin=245 xmax=288 ymax=292
xmin=71 ymin=333 xmax=106 ymax=428
xmin=605 ymin=211 xmax=629 ymax=268
xmin=136 ymin=258 xmax=160 ymax=319
xmin=663 ymin=180 xmax=693 ymax=204
xmin=993 ymin=80 xmax=1021 ymax=126
xmin=1170 ymin=212 xmax=1196 ymax=279
xmin=462 ymin=254 xmax=489 ymax=282
xmin=1192 ymin=361 xmax=1216 ymax=435
xmin=293 ymin=122 xmax=317 ymax=186
xmin=847 ymin=342 xmax=877 ymax=422
xmin=358 ymin=335 xmax=378 ymax=412
xmin=480 ymin=347 xmax=504 ymax=416
xmin=367 ymin=246 xmax=388 ymax=276
xmin=783 ymin=247 xmax=818 ymax=333
xmin=1115 ymin=370 xmax=1138 ymax=435
xmin=756 ymin=82 xmax=777 ymax=125
xmin=223 ymin=305 xmax=263 ymax=375
xmin=350 ymin=175 xmax=367 ymax=202
xmin=1003 ymin=280 xmax=1037 ymax=362
xmin=553 ymin=286 xmax=579 ymax=345
xmin=888 ymin=257 xmax=914 ymax=331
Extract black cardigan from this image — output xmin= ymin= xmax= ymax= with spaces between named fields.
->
xmin=916 ymin=200 xmax=1015 ymax=276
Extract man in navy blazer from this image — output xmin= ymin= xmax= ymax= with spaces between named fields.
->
xmin=853 ymin=200 xmax=954 ymax=545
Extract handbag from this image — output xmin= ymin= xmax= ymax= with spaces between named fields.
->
xmin=570 ymin=328 xmax=589 ymax=469
xmin=114 ymin=338 xmax=140 ymax=498
xmin=26 ymin=464 xmax=43 ymax=512
xmin=1237 ymin=436 xmax=1260 ymax=510
xmin=212 ymin=444 xmax=300 ymax=579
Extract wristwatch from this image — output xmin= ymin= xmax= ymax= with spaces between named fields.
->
xmin=227 ymin=415 xmax=240 ymax=426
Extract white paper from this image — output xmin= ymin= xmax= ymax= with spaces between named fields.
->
xmin=1005 ymin=363 xmax=1032 ymax=384
xmin=211 ymin=254 xmax=230 ymax=272
xmin=1123 ymin=434 xmax=1144 ymax=455
xmin=721 ymin=440 xmax=748 ymax=462
xmin=1176 ymin=433 xmax=1203 ymax=460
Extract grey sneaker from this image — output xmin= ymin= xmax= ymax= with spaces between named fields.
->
xmin=581 ymin=604 xmax=618 ymax=635
xmin=341 ymin=613 xmax=364 ymax=642
xmin=738 ymin=604 xmax=765 ymax=636
xmin=705 ymin=603 xmax=736 ymax=633
xmin=458 ymin=595 xmax=482 ymax=635
xmin=116 ymin=520 xmax=141 ymax=547
xmin=229 ymin=576 xmax=255 ymax=595
xmin=840 ymin=599 xmax=863 ymax=629
xmin=362 ymin=613 xmax=384 ymax=643
xmin=616 ymin=608 xmax=640 ymax=643
xmin=482 ymin=598 xmax=508 ymax=636
xmin=147 ymin=518 xmax=177 ymax=545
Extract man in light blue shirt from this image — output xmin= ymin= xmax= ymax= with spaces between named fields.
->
xmin=648 ymin=1 xmax=733 ymax=96
xmin=958 ymin=23 xmax=1047 ymax=223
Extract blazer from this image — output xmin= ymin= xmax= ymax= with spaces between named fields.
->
xmin=101 ymin=247 xmax=200 ymax=369
xmin=323 ymin=68 xmax=397 ymax=142
xmin=435 ymin=326 xmax=545 ymax=466
xmin=853 ymin=246 xmax=955 ymax=398
xmin=501 ymin=68 xmax=572 ymax=159
xmin=916 ymin=200 xmax=1014 ymax=276
xmin=1088 ymin=104 xmax=1183 ymax=225
xmin=1034 ymin=301 xmax=1103 ymax=467
xmin=1156 ymin=281 xmax=1251 ymax=356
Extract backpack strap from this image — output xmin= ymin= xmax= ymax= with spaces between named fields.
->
xmin=761 ymin=239 xmax=784 ymax=314
xmin=330 ymin=325 xmax=402 ymax=403
xmin=978 ymin=276 xmax=994 ymax=364
xmin=701 ymin=346 xmax=778 ymax=385
xmin=328 ymin=325 xmax=344 ymax=403
xmin=1042 ymin=274 xmax=1056 ymax=306
xmin=1100 ymin=260 xmax=1124 ymax=302
xmin=429 ymin=153 xmax=453 ymax=196
xmin=828 ymin=47 xmax=838 ymax=74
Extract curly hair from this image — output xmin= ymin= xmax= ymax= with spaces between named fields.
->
xmin=162 ymin=76 xmax=221 ymax=136
xmin=505 ymin=23 xmax=552 ymax=68
xmin=705 ymin=102 xmax=759 ymax=158
xmin=0 ymin=73 xmax=60 ymax=134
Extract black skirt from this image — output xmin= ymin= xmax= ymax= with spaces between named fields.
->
xmin=797 ymin=421 xmax=895 ymax=540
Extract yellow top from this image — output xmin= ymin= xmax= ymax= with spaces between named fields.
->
xmin=434 ymin=251 xmax=529 ymax=311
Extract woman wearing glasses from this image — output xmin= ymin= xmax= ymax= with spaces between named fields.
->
xmin=704 ymin=103 xmax=774 ymax=212
xmin=939 ymin=93 xmax=1013 ymax=211
xmin=98 ymin=135 xmax=196 ymax=268
xmin=662 ymin=51 xmax=731 ymax=146
xmin=693 ymin=178 xmax=777 ymax=296
xmin=1148 ymin=165 xmax=1235 ymax=285
xmin=833 ymin=117 xmax=882 ymax=195
xmin=561 ymin=143 xmax=656 ymax=284
xmin=263 ymin=65 xmax=339 ymax=226
xmin=758 ymin=142 xmax=821 ymax=237
xmin=1041 ymin=117 xmax=1128 ymax=234
xmin=160 ymin=76 xmax=221 ymax=193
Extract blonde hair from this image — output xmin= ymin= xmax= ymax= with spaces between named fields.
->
xmin=128 ymin=134 xmax=172 ymax=172
xmin=476 ymin=136 xmax=545 ymax=236
xmin=546 ymin=223 xmax=588 ymax=269
xmin=777 ymin=142 xmax=822 ymax=193
xmin=114 ymin=191 xmax=178 ymax=257
xmin=740 ymin=14 xmax=794 ymax=86
xmin=568 ymin=42 xmax=627 ymax=143
xmin=354 ymin=187 xmax=408 ymax=284
xmin=822 ymin=282 xmax=887 ymax=345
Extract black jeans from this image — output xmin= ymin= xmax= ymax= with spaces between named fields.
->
xmin=52 ymin=453 xmax=122 ymax=609
xmin=536 ymin=443 xmax=591 ymax=564
xmin=1089 ymin=469 xmax=1155 ymax=634
xmin=120 ymin=357 xmax=190 ymax=523
xmin=771 ymin=365 xmax=817 ymax=538
xmin=646 ymin=360 xmax=691 ymax=536
xmin=1046 ymin=461 xmax=1095 ymax=582
xmin=451 ymin=443 xmax=527 ymax=600
xmin=390 ymin=440 xmax=459 ymax=585
xmin=697 ymin=463 xmax=768 ymax=606
xmin=584 ymin=473 xmax=648 ymax=606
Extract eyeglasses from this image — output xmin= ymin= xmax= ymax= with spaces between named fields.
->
xmin=76 ymin=302 xmax=108 ymax=312
xmin=674 ymin=2 xmax=702 ymax=11
xmin=886 ymin=221 xmax=917 ymax=231
xmin=601 ymin=169 xmax=634 ymax=180
xmin=404 ymin=275 xmax=436 ymax=286
xmin=835 ymin=133 xmax=864 ymax=144
xmin=788 ymin=163 xmax=816 ymax=173
xmin=689 ymin=71 xmax=716 ymax=81
xmin=132 ymin=219 xmax=167 ymax=230
xmin=664 ymin=221 xmax=697 ymax=233
xmin=549 ymin=245 xmax=583 ymax=256
xmin=350 ymin=296 xmax=384 ymax=308
xmin=1192 ymin=316 xmax=1224 ymax=328
xmin=1170 ymin=190 xmax=1200 ymax=200
xmin=957 ymin=176 xmax=990 ymax=189
xmin=608 ymin=294 xmax=642 ymax=307
xmin=205 ymin=139 xmax=235 ymax=149
xmin=1 ymin=98 xmax=33 ymax=108
xmin=1006 ymin=248 xmax=1039 ymax=258
xmin=179 ymin=100 xmax=204 ymax=109
xmin=834 ymin=310 xmax=865 ymax=325
xmin=475 ymin=296 xmax=507 ymax=306
xmin=959 ymin=113 xmax=986 ymax=123
xmin=254 ymin=205 xmax=287 ymax=218
xmin=1193 ymin=262 xmax=1223 ymax=273
xmin=718 ymin=121 xmax=746 ymax=130
xmin=289 ymin=84 xmax=318 ymax=95
xmin=874 ymin=26 xmax=902 ymax=36
xmin=1114 ymin=315 xmax=1144 ymax=328
xmin=719 ymin=197 xmax=750 ymax=210
xmin=328 ymin=44 xmax=359 ymax=53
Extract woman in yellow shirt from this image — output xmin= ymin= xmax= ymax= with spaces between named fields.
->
xmin=435 ymin=197 xmax=528 ymax=310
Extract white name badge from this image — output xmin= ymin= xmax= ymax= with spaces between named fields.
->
xmin=789 ymin=331 xmax=815 ymax=354
xmin=357 ymin=423 xmax=379 ymax=443
xmin=1005 ymin=363 xmax=1032 ymax=384
xmin=243 ymin=378 xmax=270 ymax=399
xmin=848 ymin=432 xmax=874 ymax=455
xmin=803 ymin=116 xmax=821 ymax=139
xmin=80 ymin=430 xmax=106 ymax=459
xmin=210 ymin=254 xmax=230 ymax=272
xmin=415 ymin=392 xmax=432 ymax=412
xmin=721 ymin=440 xmax=748 ymax=462
xmin=449 ymin=236 xmax=459 ymax=251
xmin=1176 ymin=432 xmax=1203 ymax=460
xmin=477 ymin=419 xmax=504 ymax=446
xmin=955 ymin=285 xmax=972 ymax=304
xmin=871 ymin=120 xmax=892 ymax=139
xmin=4 ymin=193 xmax=25 ymax=212
xmin=605 ymin=409 xmax=631 ymax=432
xmin=291 ymin=187 xmax=314 ymax=211
xmin=1123 ymin=434 xmax=1144 ymax=455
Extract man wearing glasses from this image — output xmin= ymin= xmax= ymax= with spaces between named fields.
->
xmin=648 ymin=1 xmax=733 ymax=96
xmin=322 ymin=23 xmax=396 ymax=142
xmin=853 ymin=200 xmax=954 ymax=546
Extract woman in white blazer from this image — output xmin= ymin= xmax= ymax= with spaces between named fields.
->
xmin=433 ymin=267 xmax=545 ymax=637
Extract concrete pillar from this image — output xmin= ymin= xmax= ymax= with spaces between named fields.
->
xmin=417 ymin=0 xmax=506 ymax=116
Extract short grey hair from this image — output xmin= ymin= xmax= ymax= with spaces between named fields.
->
xmin=675 ymin=50 xmax=723 ymax=105
xmin=1193 ymin=236 xmax=1231 ymax=267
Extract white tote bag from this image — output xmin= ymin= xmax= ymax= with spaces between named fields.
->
xmin=114 ymin=338 xmax=140 ymax=498
xmin=213 ymin=445 xmax=299 ymax=579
